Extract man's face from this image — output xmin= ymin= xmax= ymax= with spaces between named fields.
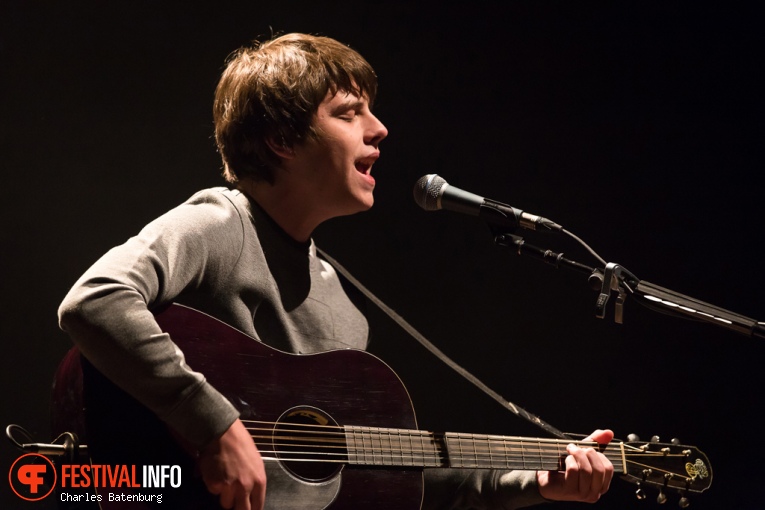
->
xmin=289 ymin=89 xmax=388 ymax=218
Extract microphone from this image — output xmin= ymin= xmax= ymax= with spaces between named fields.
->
xmin=413 ymin=174 xmax=562 ymax=232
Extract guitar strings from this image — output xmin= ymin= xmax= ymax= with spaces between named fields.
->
xmin=239 ymin=419 xmax=692 ymax=477
xmin=242 ymin=418 xmax=673 ymax=458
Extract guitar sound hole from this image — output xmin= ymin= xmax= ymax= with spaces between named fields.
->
xmin=274 ymin=406 xmax=345 ymax=482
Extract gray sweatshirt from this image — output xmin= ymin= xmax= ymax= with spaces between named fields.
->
xmin=58 ymin=187 xmax=545 ymax=510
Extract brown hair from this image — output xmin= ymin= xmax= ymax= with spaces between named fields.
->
xmin=213 ymin=33 xmax=378 ymax=184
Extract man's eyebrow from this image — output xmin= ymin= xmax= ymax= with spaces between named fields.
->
xmin=332 ymin=99 xmax=365 ymax=113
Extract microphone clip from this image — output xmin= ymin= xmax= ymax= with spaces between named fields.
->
xmin=481 ymin=202 xmax=521 ymax=234
xmin=595 ymin=263 xmax=629 ymax=324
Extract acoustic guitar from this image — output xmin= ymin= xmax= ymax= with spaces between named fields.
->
xmin=52 ymin=303 xmax=712 ymax=509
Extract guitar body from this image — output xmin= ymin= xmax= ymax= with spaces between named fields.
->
xmin=53 ymin=304 xmax=424 ymax=509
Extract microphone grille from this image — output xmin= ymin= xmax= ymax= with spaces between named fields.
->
xmin=413 ymin=174 xmax=447 ymax=211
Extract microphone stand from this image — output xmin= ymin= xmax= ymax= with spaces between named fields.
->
xmin=493 ymin=232 xmax=765 ymax=340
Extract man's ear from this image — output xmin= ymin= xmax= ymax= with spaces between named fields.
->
xmin=265 ymin=135 xmax=294 ymax=159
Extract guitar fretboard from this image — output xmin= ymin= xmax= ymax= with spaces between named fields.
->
xmin=344 ymin=426 xmax=620 ymax=472
xmin=345 ymin=426 xmax=443 ymax=467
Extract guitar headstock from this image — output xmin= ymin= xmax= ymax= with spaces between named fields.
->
xmin=617 ymin=435 xmax=712 ymax=506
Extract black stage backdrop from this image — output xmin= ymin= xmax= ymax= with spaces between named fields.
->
xmin=2 ymin=2 xmax=763 ymax=509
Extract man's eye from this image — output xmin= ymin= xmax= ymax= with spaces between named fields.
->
xmin=340 ymin=112 xmax=356 ymax=121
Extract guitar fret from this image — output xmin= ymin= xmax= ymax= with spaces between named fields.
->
xmin=559 ymin=442 xmax=567 ymax=470
xmin=406 ymin=432 xmax=416 ymax=466
xmin=513 ymin=436 xmax=522 ymax=469
xmin=382 ymin=428 xmax=391 ymax=465
xmin=537 ymin=439 xmax=544 ymax=470
xmin=493 ymin=436 xmax=503 ymax=469
xmin=423 ymin=432 xmax=436 ymax=466
xmin=370 ymin=427 xmax=379 ymax=465
xmin=417 ymin=432 xmax=424 ymax=464
xmin=362 ymin=427 xmax=371 ymax=464
xmin=394 ymin=428 xmax=404 ymax=466
xmin=367 ymin=428 xmax=373 ymax=464
xmin=479 ymin=436 xmax=491 ymax=469
xmin=416 ymin=430 xmax=441 ymax=466
xmin=347 ymin=427 xmax=355 ymax=463
xmin=382 ymin=428 xmax=392 ymax=464
xmin=477 ymin=436 xmax=485 ymax=468
xmin=347 ymin=426 xmax=358 ymax=464
xmin=365 ymin=427 xmax=375 ymax=464
xmin=416 ymin=432 xmax=423 ymax=465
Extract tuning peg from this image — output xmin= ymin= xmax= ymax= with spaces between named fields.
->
xmin=671 ymin=438 xmax=681 ymax=445
xmin=678 ymin=496 xmax=690 ymax=508
xmin=635 ymin=483 xmax=647 ymax=500
xmin=656 ymin=472 xmax=670 ymax=505
xmin=651 ymin=435 xmax=660 ymax=443
xmin=628 ymin=433 xmax=640 ymax=442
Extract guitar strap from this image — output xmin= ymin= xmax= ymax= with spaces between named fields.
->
xmin=317 ymin=247 xmax=571 ymax=440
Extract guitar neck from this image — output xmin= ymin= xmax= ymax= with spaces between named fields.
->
xmin=344 ymin=426 xmax=624 ymax=472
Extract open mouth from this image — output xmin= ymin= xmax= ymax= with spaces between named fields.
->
xmin=355 ymin=161 xmax=371 ymax=174
xmin=355 ymin=153 xmax=379 ymax=175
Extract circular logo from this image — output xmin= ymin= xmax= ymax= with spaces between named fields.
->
xmin=9 ymin=453 xmax=57 ymax=501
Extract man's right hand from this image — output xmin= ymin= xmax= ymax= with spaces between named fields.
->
xmin=199 ymin=419 xmax=267 ymax=510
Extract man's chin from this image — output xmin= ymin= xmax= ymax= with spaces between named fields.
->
xmin=345 ymin=196 xmax=375 ymax=216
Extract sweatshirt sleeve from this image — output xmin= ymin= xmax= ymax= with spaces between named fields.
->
xmin=423 ymin=469 xmax=548 ymax=510
xmin=58 ymin=190 xmax=244 ymax=449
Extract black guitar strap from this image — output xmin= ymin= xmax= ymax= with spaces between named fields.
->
xmin=317 ymin=247 xmax=571 ymax=440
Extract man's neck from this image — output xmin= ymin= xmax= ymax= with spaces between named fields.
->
xmin=237 ymin=177 xmax=319 ymax=243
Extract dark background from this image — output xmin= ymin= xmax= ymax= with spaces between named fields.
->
xmin=2 ymin=1 xmax=763 ymax=509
